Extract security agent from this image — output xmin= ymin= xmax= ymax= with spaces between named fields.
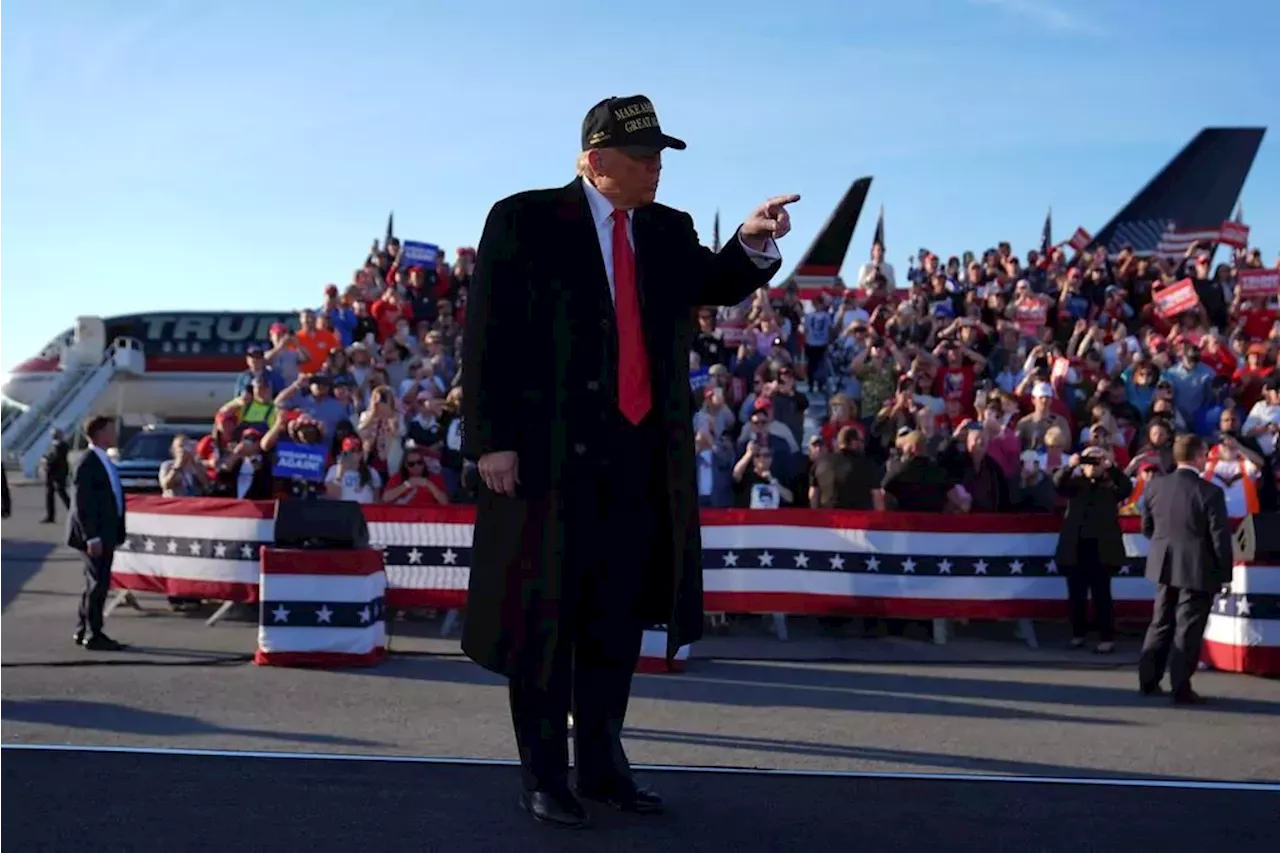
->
xmin=1138 ymin=433 xmax=1233 ymax=703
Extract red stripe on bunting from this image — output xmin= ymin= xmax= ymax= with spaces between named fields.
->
xmin=363 ymin=504 xmax=484 ymax=525
xmin=386 ymin=589 xmax=467 ymax=609
xmin=1202 ymin=639 xmax=1280 ymax=676
xmin=364 ymin=504 xmax=1125 ymax=535
xmin=112 ymin=574 xmax=259 ymax=604
xmin=253 ymin=648 xmax=387 ymax=668
xmin=260 ymin=547 xmax=385 ymax=576
xmin=124 ymin=495 xmax=276 ymax=519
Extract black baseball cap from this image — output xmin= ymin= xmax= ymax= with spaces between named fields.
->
xmin=582 ymin=95 xmax=686 ymax=156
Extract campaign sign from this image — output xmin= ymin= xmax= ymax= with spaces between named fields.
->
xmin=401 ymin=241 xmax=441 ymax=269
xmin=272 ymin=441 xmax=328 ymax=483
xmin=1219 ymin=220 xmax=1250 ymax=249
xmin=1152 ymin=278 xmax=1201 ymax=319
xmin=1238 ymin=268 xmax=1280 ymax=300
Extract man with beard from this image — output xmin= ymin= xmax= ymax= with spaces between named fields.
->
xmin=461 ymin=94 xmax=798 ymax=829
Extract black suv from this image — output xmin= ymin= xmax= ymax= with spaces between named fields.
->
xmin=115 ymin=424 xmax=212 ymax=493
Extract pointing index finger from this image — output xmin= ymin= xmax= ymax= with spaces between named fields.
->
xmin=766 ymin=194 xmax=801 ymax=208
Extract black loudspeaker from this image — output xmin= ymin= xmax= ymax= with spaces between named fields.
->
xmin=273 ymin=499 xmax=370 ymax=550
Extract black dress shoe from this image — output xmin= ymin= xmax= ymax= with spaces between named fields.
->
xmin=73 ymin=629 xmax=86 ymax=646
xmin=82 ymin=635 xmax=126 ymax=652
xmin=1139 ymin=682 xmax=1165 ymax=696
xmin=1172 ymin=688 xmax=1206 ymax=705
xmin=577 ymin=780 xmax=664 ymax=815
xmin=520 ymin=788 xmax=588 ymax=829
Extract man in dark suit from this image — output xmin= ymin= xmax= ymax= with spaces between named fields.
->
xmin=66 ymin=415 xmax=128 ymax=651
xmin=461 ymin=94 xmax=795 ymax=828
xmin=41 ymin=428 xmax=71 ymax=523
xmin=1138 ymin=433 xmax=1233 ymax=704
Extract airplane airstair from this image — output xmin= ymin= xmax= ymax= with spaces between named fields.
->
xmin=1 ymin=337 xmax=145 ymax=478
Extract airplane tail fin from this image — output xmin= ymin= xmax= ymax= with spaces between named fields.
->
xmin=1088 ymin=128 xmax=1265 ymax=257
xmin=774 ymin=177 xmax=873 ymax=300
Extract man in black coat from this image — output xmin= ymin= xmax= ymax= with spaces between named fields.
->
xmin=41 ymin=428 xmax=71 ymax=523
xmin=1138 ymin=433 xmax=1233 ymax=704
xmin=460 ymin=94 xmax=795 ymax=828
xmin=66 ymin=416 xmax=128 ymax=651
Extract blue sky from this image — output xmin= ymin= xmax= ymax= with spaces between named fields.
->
xmin=3 ymin=0 xmax=1276 ymax=373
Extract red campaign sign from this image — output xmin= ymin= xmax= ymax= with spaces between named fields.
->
xmin=1152 ymin=278 xmax=1202 ymax=319
xmin=1068 ymin=227 xmax=1092 ymax=251
xmin=1238 ymin=268 xmax=1280 ymax=299
xmin=1219 ymin=221 xmax=1250 ymax=249
xmin=720 ymin=321 xmax=747 ymax=347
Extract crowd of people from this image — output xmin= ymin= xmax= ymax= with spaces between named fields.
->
xmin=695 ymin=238 xmax=1280 ymax=520
xmin=161 ymin=238 xmax=474 ymax=506
xmin=155 ymin=226 xmax=1278 ymax=532
xmin=132 ymin=218 xmax=1279 ymax=645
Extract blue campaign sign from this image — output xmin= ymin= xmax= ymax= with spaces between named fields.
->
xmin=272 ymin=441 xmax=329 ymax=483
xmin=401 ymin=241 xmax=441 ymax=269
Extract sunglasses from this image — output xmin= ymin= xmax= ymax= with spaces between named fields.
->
xmin=406 ymin=459 xmax=425 ymax=467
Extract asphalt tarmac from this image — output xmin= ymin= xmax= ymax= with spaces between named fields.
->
xmin=4 ymin=483 xmax=1279 ymax=850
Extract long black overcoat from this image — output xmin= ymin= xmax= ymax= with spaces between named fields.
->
xmin=459 ymin=178 xmax=780 ymax=679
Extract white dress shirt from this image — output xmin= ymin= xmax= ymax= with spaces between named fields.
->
xmin=91 ymin=445 xmax=124 ymax=512
xmin=579 ymin=178 xmax=781 ymax=304
xmin=87 ymin=444 xmax=124 ymax=548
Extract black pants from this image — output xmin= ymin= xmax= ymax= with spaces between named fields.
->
xmin=508 ymin=417 xmax=665 ymax=792
xmin=78 ymin=549 xmax=115 ymax=638
xmin=804 ymin=344 xmax=828 ymax=388
xmin=45 ymin=475 xmax=70 ymax=521
xmin=1139 ymin=583 xmax=1212 ymax=694
xmin=1065 ymin=569 xmax=1115 ymax=642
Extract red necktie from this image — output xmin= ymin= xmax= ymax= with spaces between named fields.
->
xmin=612 ymin=209 xmax=651 ymax=424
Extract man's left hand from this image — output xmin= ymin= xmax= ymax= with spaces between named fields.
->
xmin=741 ymin=194 xmax=801 ymax=250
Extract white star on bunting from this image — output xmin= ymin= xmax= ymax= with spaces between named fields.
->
xmin=357 ymin=606 xmax=371 ymax=623
xmin=188 ymin=542 xmax=202 ymax=556
xmin=865 ymin=556 xmax=880 ymax=572
xmin=144 ymin=538 xmax=157 ymax=552
xmin=316 ymin=605 xmax=334 ymax=623
xmin=902 ymin=558 xmax=916 ymax=574
xmin=241 ymin=545 xmax=254 ymax=559
xmin=271 ymin=605 xmax=290 ymax=623
xmin=1216 ymin=596 xmax=1229 ymax=613
xmin=829 ymin=554 xmax=845 ymax=570
xmin=118 ymin=538 xmax=132 ymax=550
xmin=441 ymin=548 xmax=458 ymax=565
xmin=938 ymin=559 xmax=953 ymax=575
xmin=1046 ymin=559 xmax=1058 ymax=575
xmin=1009 ymin=560 xmax=1024 ymax=575
xmin=214 ymin=543 xmax=228 ymax=558
xmin=166 ymin=540 xmax=178 ymax=554
xmin=1237 ymin=597 xmax=1251 ymax=617
xmin=723 ymin=552 xmax=739 ymax=567
xmin=794 ymin=553 xmax=809 ymax=568
xmin=758 ymin=551 xmax=774 ymax=567
xmin=407 ymin=548 xmax=423 ymax=564
xmin=974 ymin=559 xmax=989 ymax=575
xmin=1119 ymin=565 xmax=1131 ymax=576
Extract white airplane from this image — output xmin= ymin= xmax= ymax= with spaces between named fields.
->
xmin=2 ymin=312 xmax=298 ymax=423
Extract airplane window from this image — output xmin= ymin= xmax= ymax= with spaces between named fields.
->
xmin=177 ymin=342 xmax=187 ymax=353
xmin=192 ymin=342 xmax=202 ymax=353
xmin=162 ymin=342 xmax=172 ymax=353
xmin=219 ymin=342 xmax=228 ymax=354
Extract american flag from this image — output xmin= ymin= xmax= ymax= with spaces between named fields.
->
xmin=1107 ymin=218 xmax=1222 ymax=259
xmin=1040 ymin=209 xmax=1052 ymax=257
